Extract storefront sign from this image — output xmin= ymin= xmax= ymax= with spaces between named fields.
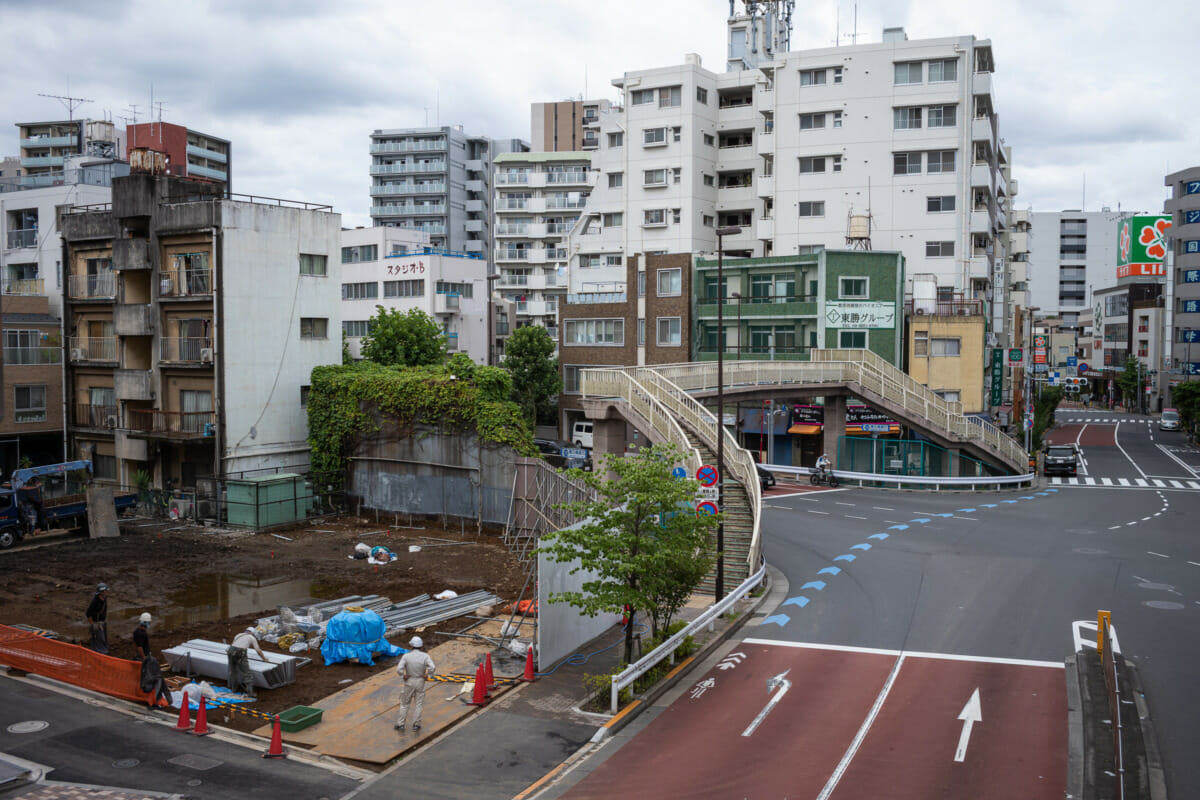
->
xmin=1116 ymin=215 xmax=1172 ymax=281
xmin=824 ymin=301 xmax=897 ymax=329
xmin=990 ymin=348 xmax=1004 ymax=407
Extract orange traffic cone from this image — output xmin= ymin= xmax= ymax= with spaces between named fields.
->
xmin=175 ymin=692 xmax=192 ymax=731
xmin=262 ymin=715 xmax=287 ymax=759
xmin=483 ymin=652 xmax=496 ymax=692
xmin=190 ymin=696 xmax=213 ymax=736
xmin=522 ymin=644 xmax=536 ymax=682
xmin=467 ymin=662 xmax=488 ymax=706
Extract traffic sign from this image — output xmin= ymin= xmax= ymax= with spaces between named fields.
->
xmin=860 ymin=423 xmax=890 ymax=433
xmin=696 ymin=464 xmax=719 ymax=487
xmin=697 ymin=486 xmax=719 ymax=501
xmin=561 ymin=447 xmax=588 ymax=461
xmin=1008 ymin=348 xmax=1024 ymax=365
xmin=671 ymin=466 xmax=687 ymax=479
xmin=1034 ymin=335 xmax=1047 ymax=348
xmin=1078 ymin=363 xmax=1089 ymax=373
xmin=1067 ymin=356 xmax=1077 ymax=367
xmin=696 ymin=501 xmax=719 ymax=516
xmin=1024 ymin=418 xmax=1033 ymax=430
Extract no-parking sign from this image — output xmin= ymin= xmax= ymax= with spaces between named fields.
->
xmin=696 ymin=464 xmax=719 ymax=487
xmin=695 ymin=501 xmax=719 ymax=516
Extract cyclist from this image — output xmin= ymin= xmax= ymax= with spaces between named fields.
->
xmin=815 ymin=453 xmax=832 ymax=479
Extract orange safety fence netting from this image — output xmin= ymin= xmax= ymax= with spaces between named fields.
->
xmin=0 ymin=624 xmax=168 ymax=707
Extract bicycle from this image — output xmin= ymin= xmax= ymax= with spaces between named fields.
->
xmin=809 ymin=468 xmax=840 ymax=488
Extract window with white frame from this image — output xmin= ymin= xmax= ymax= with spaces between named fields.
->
xmin=914 ymin=330 xmax=928 ymax=355
xmin=799 ymin=156 xmax=826 ymax=174
xmin=608 ymin=172 xmax=623 ymax=188
xmin=832 ymin=111 xmax=843 ymax=128
xmin=703 ymin=133 xmax=715 ymax=146
xmin=839 ymin=330 xmax=867 ymax=348
xmin=703 ymin=173 xmax=715 ymax=187
xmin=927 ymin=150 xmax=956 ymax=173
xmin=608 ymin=131 xmax=624 ymax=148
xmin=657 ymin=317 xmax=682 ymax=346
xmin=637 ymin=270 xmax=645 ymax=296
xmin=672 ymin=208 xmax=681 ymax=224
xmin=657 ymin=268 xmax=682 ymax=296
xmin=564 ymin=318 xmax=624 ymax=345
xmin=300 ymin=317 xmax=328 ymax=339
xmin=341 ymin=282 xmax=378 ymax=300
xmin=931 ymin=338 xmax=961 ymax=356
xmin=341 ymin=244 xmax=378 ymax=263
xmin=672 ymin=167 xmax=681 ymax=184
xmin=798 ymin=201 xmax=825 ymax=217
xmin=893 ymin=151 xmax=922 ymax=175
xmin=927 ymin=195 xmax=956 ymax=212
xmin=925 ymin=241 xmax=955 ymax=257
xmin=799 ymin=112 xmax=825 ymax=130
xmin=928 ymin=58 xmax=958 ymax=82
xmin=935 ymin=389 xmax=961 ymax=402
xmin=631 ymin=89 xmax=654 ymax=105
xmin=384 ymin=279 xmax=424 ymax=297
xmin=644 ymin=209 xmax=666 ymax=226
xmin=833 ymin=67 xmax=843 ymax=83
xmin=839 ymin=277 xmax=868 ymax=298
xmin=605 ymin=254 xmax=623 ymax=266
xmin=659 ymin=86 xmax=682 ymax=108
xmin=797 ymin=244 xmax=825 ymax=255
xmin=894 ymin=106 xmax=922 ymax=129
xmin=14 ymin=384 xmax=46 ymax=423
xmin=696 ymin=87 xmax=709 ymax=104
xmin=894 ymin=61 xmax=922 ymax=84
xmin=832 ymin=155 xmax=842 ymax=172
xmin=637 ymin=318 xmax=645 ymax=346
xmin=579 ymin=254 xmax=601 ymax=268
xmin=799 ymin=69 xmax=826 ymax=86
xmin=643 ymin=127 xmax=667 ymax=146
xmin=702 ymin=214 xmax=714 ymax=227
xmin=603 ymin=212 xmax=623 ymax=227
xmin=299 ymin=253 xmax=327 ymax=276
xmin=672 ymin=126 xmax=682 ymax=142
xmin=343 ymin=320 xmax=371 ymax=337
xmin=927 ymin=105 xmax=957 ymax=128
xmin=644 ymin=168 xmax=668 ymax=187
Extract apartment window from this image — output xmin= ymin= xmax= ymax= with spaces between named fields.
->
xmin=797 ymin=245 xmax=825 ymax=255
xmin=928 ymin=58 xmax=958 ymax=82
xmin=672 ymin=208 xmax=681 ymax=224
xmin=840 ymin=277 xmax=868 ymax=298
xmin=696 ymin=213 xmax=711 ymax=228
xmin=931 ymin=338 xmax=961 ymax=356
xmin=343 ymin=320 xmax=371 ymax=337
xmin=839 ymin=330 xmax=867 ymax=348
xmin=894 ymin=107 xmax=922 ymax=130
xmin=832 ymin=111 xmax=843 ymax=128
xmin=703 ymin=173 xmax=715 ymax=187
xmin=384 ymin=279 xmax=424 ymax=297
xmin=696 ymin=87 xmax=709 ymax=104
xmin=799 ymin=157 xmax=826 ymax=174
xmin=659 ymin=86 xmax=682 ymax=108
xmin=14 ymin=384 xmax=46 ymax=423
xmin=936 ymin=390 xmax=961 ymax=402
xmin=703 ymin=133 xmax=715 ymax=146
xmin=643 ymin=127 xmax=667 ymax=146
xmin=603 ymin=212 xmax=623 ymax=227
xmin=644 ymin=209 xmax=666 ymax=226
xmin=894 ymin=61 xmax=922 ymax=85
xmin=927 ymin=150 xmax=957 ymax=173
xmin=638 ymin=270 xmax=646 ymax=297
xmin=300 ymin=317 xmax=329 ymax=339
xmin=644 ymin=168 xmax=668 ymax=187
xmin=608 ymin=172 xmax=624 ymax=188
xmin=579 ymin=254 xmax=601 ymax=268
xmin=832 ymin=155 xmax=842 ymax=173
xmin=657 ymin=317 xmax=682 ymax=346
xmin=672 ymin=126 xmax=682 ymax=142
xmin=436 ymin=281 xmax=473 ymax=297
xmin=637 ymin=318 xmax=646 ymax=346
xmin=341 ymin=282 xmax=378 ymax=300
xmin=300 ymin=385 xmax=311 ymax=406
xmin=914 ymin=331 xmax=928 ymax=356
xmin=605 ymin=255 xmax=623 ymax=266
xmin=926 ymin=241 xmax=955 ymax=257
xmin=608 ymin=131 xmax=624 ymax=148
xmin=657 ymin=268 xmax=682 ymax=296
xmin=893 ymin=152 xmax=922 ymax=175
xmin=927 ymin=105 xmax=957 ymax=128
xmin=341 ymin=244 xmax=378 ymax=263
xmin=299 ymin=253 xmax=327 ymax=276
xmin=798 ymin=201 xmax=825 ymax=217
xmin=93 ymin=454 xmax=117 ymax=480
xmin=631 ymin=89 xmax=654 ymax=105
xmin=927 ymin=195 xmax=956 ymax=212
xmin=672 ymin=167 xmax=681 ymax=184
xmin=799 ymin=69 xmax=826 ymax=86
xmin=799 ymin=113 xmax=825 ymax=130
xmin=564 ymin=318 xmax=624 ymax=345
xmin=833 ymin=66 xmax=843 ymax=83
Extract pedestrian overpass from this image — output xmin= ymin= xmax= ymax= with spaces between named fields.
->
xmin=578 ymin=349 xmax=1028 ymax=590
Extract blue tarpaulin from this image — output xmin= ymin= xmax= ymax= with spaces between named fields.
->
xmin=320 ymin=608 xmax=406 ymax=666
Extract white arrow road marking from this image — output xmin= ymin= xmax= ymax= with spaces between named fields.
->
xmin=741 ymin=669 xmax=791 ymax=737
xmin=954 ymin=688 xmax=982 ymax=762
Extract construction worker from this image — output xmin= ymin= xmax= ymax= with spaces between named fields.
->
xmin=133 ymin=613 xmax=153 ymax=659
xmin=394 ymin=636 xmax=435 ymax=733
xmin=86 ymin=583 xmax=109 ymax=654
xmin=227 ymin=627 xmax=267 ymax=697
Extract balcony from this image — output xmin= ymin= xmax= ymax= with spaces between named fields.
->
xmin=545 ymin=197 xmax=587 ymax=210
xmin=159 ymin=268 xmax=212 ymax=298
xmin=466 ymin=199 xmax=484 ymax=213
xmin=717 ymin=105 xmax=757 ymax=130
xmin=496 ymin=249 xmax=529 ymax=263
xmin=128 ymin=408 xmax=215 ymax=439
xmin=434 ymin=292 xmax=461 ymax=315
xmin=3 ymin=278 xmax=45 ymax=296
xmin=969 ymin=210 xmax=992 ymax=234
xmin=6 ymin=228 xmax=37 ymax=249
xmin=371 ymin=183 xmax=447 ymax=195
xmin=370 ymin=140 xmax=447 ymax=154
xmin=21 ymin=134 xmax=77 ymax=148
xmin=497 ymin=198 xmax=529 ymax=211
xmin=113 ymin=237 xmax=151 ymax=270
xmin=371 ymin=203 xmax=446 ymax=216
xmin=971 ymin=164 xmax=993 ymax=190
xmin=370 ymin=161 xmax=446 ymax=175
xmin=186 ymin=143 xmax=228 ymax=164
xmin=115 ymin=369 xmax=153 ymax=401
xmin=160 ymin=337 xmax=212 ymax=364
xmin=114 ymin=304 xmax=155 ymax=337
xmin=465 ymin=159 xmax=484 ymax=171
xmin=756 ymin=175 xmax=775 ymax=198
xmin=4 ymin=344 xmax=59 ymax=365
xmin=546 ymin=171 xmax=589 ymax=185
xmin=69 ymin=336 xmax=117 ymax=363
xmin=972 ymin=116 xmax=994 ymax=144
xmin=463 ymin=241 xmax=484 ymax=253
xmin=115 ymin=431 xmax=149 ymax=461
xmin=188 ymin=163 xmax=228 ymax=181
xmin=496 ymin=173 xmax=530 ymax=185
xmin=20 ymin=155 xmax=65 ymax=168
xmin=906 ymin=299 xmax=986 ymax=317
xmin=466 ymin=180 xmax=485 ymax=193
xmin=756 ymin=131 xmax=774 ymax=157
xmin=972 ymin=71 xmax=993 ymax=98
xmin=495 ymin=223 xmax=529 ymax=237
xmin=757 ymin=217 xmax=774 ymax=239
xmin=73 ymin=403 xmax=119 ymax=430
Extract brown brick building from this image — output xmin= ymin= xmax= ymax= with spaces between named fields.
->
xmin=0 ymin=293 xmax=64 ymax=473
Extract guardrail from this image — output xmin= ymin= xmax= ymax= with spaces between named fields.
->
xmin=610 ymin=559 xmax=766 ymax=713
xmin=1099 ymin=611 xmax=1126 ymax=800
xmin=763 ymin=463 xmax=1035 ymax=490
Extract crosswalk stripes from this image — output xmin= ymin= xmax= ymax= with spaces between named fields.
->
xmin=1060 ymin=417 xmax=1155 ymax=424
xmin=1049 ymin=476 xmax=1200 ymax=490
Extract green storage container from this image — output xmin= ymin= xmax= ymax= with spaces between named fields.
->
xmin=277 ymin=705 xmax=323 ymax=732
xmin=225 ymin=473 xmax=309 ymax=529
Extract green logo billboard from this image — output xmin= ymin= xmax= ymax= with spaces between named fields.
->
xmin=1116 ymin=215 xmax=1171 ymax=278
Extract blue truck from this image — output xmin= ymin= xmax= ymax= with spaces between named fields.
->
xmin=0 ymin=461 xmax=137 ymax=549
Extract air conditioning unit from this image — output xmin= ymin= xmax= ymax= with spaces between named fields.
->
xmin=70 ymin=347 xmax=87 ymax=360
xmin=105 ymin=414 xmax=118 ymax=428
xmin=200 ymin=348 xmax=214 ymax=363
xmin=160 ymin=278 xmax=172 ymax=295
xmin=914 ymin=308 xmax=927 ymax=316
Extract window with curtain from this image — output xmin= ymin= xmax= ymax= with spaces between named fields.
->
xmin=181 ymin=389 xmax=213 ymax=434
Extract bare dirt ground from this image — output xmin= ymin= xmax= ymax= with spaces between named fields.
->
xmin=0 ymin=514 xmax=529 ymax=734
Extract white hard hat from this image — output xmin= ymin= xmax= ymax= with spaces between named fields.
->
xmin=139 ymin=612 xmax=152 ymax=624
xmin=409 ymin=636 xmax=423 ymax=649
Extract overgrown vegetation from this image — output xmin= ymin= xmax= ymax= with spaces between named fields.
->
xmin=501 ymin=325 xmax=562 ymax=426
xmin=1032 ymin=385 xmax=1064 ymax=452
xmin=1116 ymin=356 xmax=1145 ymax=411
xmin=359 ymin=306 xmax=448 ymax=367
xmin=580 ymin=620 xmax=701 ymax=713
xmin=1171 ymin=380 xmax=1200 ymax=439
xmin=306 ymin=359 xmax=537 ymax=489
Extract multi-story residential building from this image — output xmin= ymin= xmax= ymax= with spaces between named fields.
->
xmin=368 ymin=126 xmax=528 ymax=259
xmin=16 ymin=119 xmax=123 ymax=187
xmin=340 ymin=227 xmax=490 ymax=364
xmin=1028 ymin=210 xmax=1126 ymax=333
xmin=1093 ymin=282 xmax=1166 ymax=412
xmin=58 ymin=169 xmax=341 ymax=489
xmin=126 ymin=122 xmax=231 ymax=187
xmin=492 ymin=151 xmax=593 ymax=349
xmin=0 ymin=292 xmax=64 ymax=473
xmin=531 ymin=100 xmax=611 ymax=152
xmin=1165 ymin=167 xmax=1200 ymax=385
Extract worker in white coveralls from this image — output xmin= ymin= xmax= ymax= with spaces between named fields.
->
xmin=227 ymin=627 xmax=267 ymax=697
xmin=395 ymin=636 xmax=436 ymax=732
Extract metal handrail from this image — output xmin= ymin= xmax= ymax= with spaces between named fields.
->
xmin=764 ymin=463 xmax=1035 ymax=490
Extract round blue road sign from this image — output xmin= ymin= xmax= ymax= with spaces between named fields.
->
xmin=696 ymin=501 xmax=719 ymax=516
xmin=672 ymin=466 xmax=687 ymax=479
xmin=696 ymin=464 xmax=719 ymax=487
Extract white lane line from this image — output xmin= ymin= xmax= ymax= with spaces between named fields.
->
xmin=1141 ymin=516 xmax=1153 ymax=521
xmin=741 ymin=638 xmax=1064 ymax=668
xmin=1148 ymin=551 xmax=1170 ymax=558
xmin=1156 ymin=444 xmax=1200 ymax=479
xmin=884 ymin=520 xmax=904 ymax=525
xmin=1188 ymin=561 xmax=1200 ymax=567
xmin=1113 ymin=421 xmax=1150 ymax=479
xmin=872 ymin=507 xmax=895 ymax=511
xmin=845 ymin=515 xmax=868 ymax=520
xmin=1109 ymin=525 xmax=1122 ymax=530
xmin=816 ymin=654 xmax=906 ymax=800
xmin=1127 ymin=521 xmax=1138 ymax=526
xmin=953 ymin=516 xmax=979 ymax=521
xmin=835 ymin=502 xmax=857 ymax=506
xmin=808 ymin=510 xmax=830 ymax=515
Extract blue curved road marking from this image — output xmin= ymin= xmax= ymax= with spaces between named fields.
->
xmin=981 ymin=503 xmax=998 ymax=508
xmin=1034 ymin=492 xmax=1049 ymax=496
xmin=761 ymin=614 xmax=790 ymax=627
xmin=801 ymin=580 xmax=826 ymax=591
xmin=1002 ymin=500 xmax=1018 ymax=504
xmin=833 ymin=554 xmax=857 ymax=562
xmin=817 ymin=566 xmax=842 ymax=576
xmin=783 ymin=596 xmax=810 ymax=608
xmin=934 ymin=512 xmax=954 ymax=518
xmin=1045 ymin=489 xmax=1058 ymax=493
xmin=958 ymin=508 xmax=976 ymax=513
xmin=888 ymin=524 xmax=908 ymax=531
xmin=911 ymin=518 xmax=931 ymax=524
xmin=1020 ymin=496 xmax=1035 ymax=500
xmin=850 ymin=543 xmax=871 ymax=551
xmin=868 ymin=533 xmax=889 ymax=541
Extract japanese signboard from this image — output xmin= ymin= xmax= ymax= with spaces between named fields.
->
xmin=990 ymin=348 xmax=1004 ymax=406
xmin=824 ymin=301 xmax=897 ymax=329
xmin=1183 ymin=268 xmax=1200 ymax=283
xmin=1116 ymin=215 xmax=1172 ymax=279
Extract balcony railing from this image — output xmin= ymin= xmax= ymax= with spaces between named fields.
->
xmin=68 ymin=336 xmax=117 ymax=361
xmin=160 ymin=268 xmax=212 ymax=297
xmin=373 ymin=183 xmax=447 ymax=195
xmin=160 ymin=337 xmax=212 ymax=363
xmin=3 ymin=278 xmax=45 ymax=296
xmin=4 ymin=345 xmax=61 ymax=365
xmin=496 ymin=223 xmax=529 ymax=235
xmin=67 ymin=272 xmax=116 ymax=300
xmin=73 ymin=403 xmax=118 ymax=429
xmin=6 ymin=229 xmax=37 ymax=249
xmin=546 ymin=171 xmax=589 ymax=184
xmin=546 ymin=198 xmax=587 ymax=209
xmin=496 ymin=173 xmax=530 ymax=185
xmin=498 ymin=199 xmax=529 ymax=210
xmin=128 ymin=408 xmax=215 ymax=436
xmin=371 ymin=161 xmax=446 ymax=174
xmin=906 ymin=300 xmax=986 ymax=317
xmin=370 ymin=140 xmax=446 ymax=154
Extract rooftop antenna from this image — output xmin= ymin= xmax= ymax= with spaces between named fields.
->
xmin=38 ymin=91 xmax=93 ymax=120
xmin=123 ymin=104 xmax=141 ymax=125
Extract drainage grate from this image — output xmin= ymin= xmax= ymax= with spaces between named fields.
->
xmin=168 ymin=753 xmax=223 ymax=771
xmin=112 ymin=758 xmax=140 ymax=769
xmin=6 ymin=721 xmax=49 ymax=734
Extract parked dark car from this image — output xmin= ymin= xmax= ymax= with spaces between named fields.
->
xmin=756 ymin=463 xmax=776 ymax=491
xmin=533 ymin=438 xmax=591 ymax=471
xmin=1043 ymin=444 xmax=1079 ymax=477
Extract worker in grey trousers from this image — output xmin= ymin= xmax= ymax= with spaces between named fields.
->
xmin=395 ymin=636 xmax=435 ymax=732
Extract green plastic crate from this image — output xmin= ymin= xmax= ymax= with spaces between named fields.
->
xmin=277 ymin=705 xmax=323 ymax=732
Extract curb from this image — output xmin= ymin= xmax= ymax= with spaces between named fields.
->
xmin=1064 ymin=655 xmax=1084 ymax=800
xmin=1124 ymin=659 xmax=1168 ymax=800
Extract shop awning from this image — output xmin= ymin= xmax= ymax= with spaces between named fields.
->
xmin=787 ymin=423 xmax=823 ymax=435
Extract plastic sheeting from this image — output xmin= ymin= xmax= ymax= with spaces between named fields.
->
xmin=320 ymin=608 xmax=406 ymax=666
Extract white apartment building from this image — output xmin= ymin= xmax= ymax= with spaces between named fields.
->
xmin=492 ymin=151 xmax=593 ymax=345
xmin=340 ymin=227 xmax=489 ymax=364
xmin=1028 ymin=210 xmax=1126 ymax=332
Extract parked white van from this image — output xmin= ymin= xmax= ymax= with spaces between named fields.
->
xmin=571 ymin=421 xmax=594 ymax=449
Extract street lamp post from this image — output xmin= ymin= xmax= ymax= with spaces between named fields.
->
xmin=714 ymin=225 xmax=741 ymax=601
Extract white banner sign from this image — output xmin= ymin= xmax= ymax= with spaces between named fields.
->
xmin=825 ymin=301 xmax=897 ymax=329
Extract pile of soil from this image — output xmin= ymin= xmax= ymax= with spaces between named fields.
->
xmin=0 ymin=515 xmax=530 ymax=734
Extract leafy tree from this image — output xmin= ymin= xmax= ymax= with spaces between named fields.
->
xmin=360 ymin=306 xmax=447 ymax=367
xmin=341 ymin=332 xmax=354 ymax=365
xmin=501 ymin=326 xmax=562 ymax=426
xmin=1032 ymin=385 xmax=1063 ymax=452
xmin=1116 ymin=356 xmax=1143 ymax=411
xmin=536 ymin=443 xmax=717 ymax=664
xmin=1171 ymin=380 xmax=1200 ymax=440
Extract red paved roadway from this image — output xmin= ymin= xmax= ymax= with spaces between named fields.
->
xmin=1047 ymin=423 xmax=1116 ymax=447
xmin=562 ymin=641 xmax=1065 ymax=800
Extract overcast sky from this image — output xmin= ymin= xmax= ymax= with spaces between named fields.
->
xmin=2 ymin=0 xmax=1193 ymax=228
